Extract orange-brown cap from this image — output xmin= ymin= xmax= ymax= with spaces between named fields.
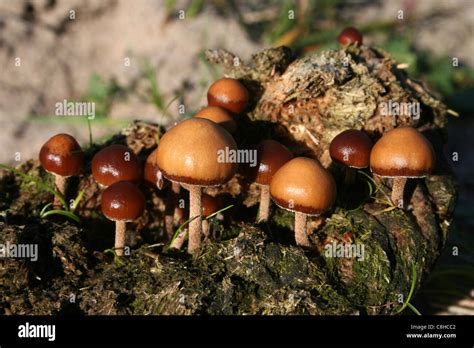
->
xmin=156 ymin=118 xmax=238 ymax=186
xmin=246 ymin=140 xmax=293 ymax=186
xmin=39 ymin=133 xmax=84 ymax=177
xmin=202 ymin=194 xmax=220 ymax=217
xmin=338 ymin=27 xmax=363 ymax=46
xmin=92 ymin=144 xmax=142 ymax=187
xmin=194 ymin=106 xmax=237 ymax=134
xmin=207 ymin=78 xmax=249 ymax=114
xmin=370 ymin=127 xmax=435 ymax=178
xmin=329 ymin=129 xmax=372 ymax=169
xmin=101 ymin=181 xmax=145 ymax=222
xmin=144 ymin=148 xmax=167 ymax=189
xmin=270 ymin=157 xmax=336 ymax=216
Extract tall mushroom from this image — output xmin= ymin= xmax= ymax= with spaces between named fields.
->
xmin=101 ymin=181 xmax=145 ymax=256
xmin=329 ymin=129 xmax=373 ymax=186
xmin=207 ymin=78 xmax=249 ymax=114
xmin=246 ymin=140 xmax=293 ymax=222
xmin=39 ymin=133 xmax=84 ymax=208
xmin=370 ymin=127 xmax=435 ymax=208
xmin=91 ymin=144 xmax=142 ymax=188
xmin=194 ymin=106 xmax=237 ymax=134
xmin=270 ymin=157 xmax=336 ymax=248
xmin=156 ymin=118 xmax=237 ymax=253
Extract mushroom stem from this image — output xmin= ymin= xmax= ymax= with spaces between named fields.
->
xmin=115 ymin=220 xmax=127 ymax=256
xmin=164 ymin=182 xmax=181 ymax=240
xmin=258 ymin=185 xmax=270 ymax=222
xmin=343 ymin=167 xmax=357 ymax=186
xmin=391 ymin=177 xmax=407 ymax=208
xmin=53 ymin=174 xmax=67 ymax=208
xmin=188 ymin=185 xmax=202 ymax=253
xmin=294 ymin=212 xmax=311 ymax=248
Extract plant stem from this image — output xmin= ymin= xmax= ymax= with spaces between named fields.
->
xmin=54 ymin=175 xmax=67 ymax=208
xmin=188 ymin=185 xmax=202 ymax=254
xmin=392 ymin=177 xmax=407 ymax=208
xmin=258 ymin=185 xmax=270 ymax=222
xmin=294 ymin=212 xmax=311 ymax=248
xmin=115 ymin=220 xmax=126 ymax=256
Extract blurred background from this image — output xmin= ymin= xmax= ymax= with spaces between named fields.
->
xmin=0 ymin=0 xmax=473 ymax=315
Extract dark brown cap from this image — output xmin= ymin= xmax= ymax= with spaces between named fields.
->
xmin=156 ymin=118 xmax=238 ymax=186
xmin=39 ymin=133 xmax=84 ymax=177
xmin=338 ymin=27 xmax=363 ymax=46
xmin=101 ymin=181 xmax=145 ymax=222
xmin=207 ymin=78 xmax=249 ymax=114
xmin=329 ymin=129 xmax=373 ymax=169
xmin=246 ymin=140 xmax=293 ymax=186
xmin=202 ymin=194 xmax=219 ymax=217
xmin=92 ymin=144 xmax=142 ymax=187
xmin=370 ymin=127 xmax=435 ymax=178
xmin=194 ymin=106 xmax=237 ymax=134
xmin=270 ymin=157 xmax=336 ymax=216
xmin=144 ymin=148 xmax=167 ymax=189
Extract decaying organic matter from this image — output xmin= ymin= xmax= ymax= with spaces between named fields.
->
xmin=0 ymin=45 xmax=457 ymax=315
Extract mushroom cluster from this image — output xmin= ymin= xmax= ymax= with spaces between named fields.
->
xmin=35 ymin=28 xmax=438 ymax=258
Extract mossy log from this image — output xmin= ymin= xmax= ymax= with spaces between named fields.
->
xmin=0 ymin=45 xmax=457 ymax=315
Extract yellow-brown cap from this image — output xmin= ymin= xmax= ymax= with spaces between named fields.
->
xmin=39 ymin=133 xmax=84 ymax=177
xmin=370 ymin=127 xmax=435 ymax=178
xmin=207 ymin=78 xmax=248 ymax=114
xmin=194 ymin=106 xmax=237 ymax=134
xmin=156 ymin=118 xmax=238 ymax=186
xmin=329 ymin=129 xmax=372 ymax=169
xmin=270 ymin=157 xmax=337 ymax=216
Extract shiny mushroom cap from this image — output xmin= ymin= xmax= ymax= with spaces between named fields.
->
xmin=156 ymin=118 xmax=238 ymax=186
xmin=370 ymin=127 xmax=435 ymax=178
xmin=92 ymin=144 xmax=142 ymax=187
xmin=39 ymin=133 xmax=84 ymax=177
xmin=194 ymin=106 xmax=237 ymax=134
xmin=329 ymin=129 xmax=373 ymax=169
xmin=144 ymin=148 xmax=166 ymax=189
xmin=101 ymin=181 xmax=145 ymax=222
xmin=246 ymin=140 xmax=294 ymax=186
xmin=207 ymin=78 xmax=249 ymax=114
xmin=202 ymin=194 xmax=220 ymax=217
xmin=270 ymin=157 xmax=337 ymax=216
xmin=338 ymin=27 xmax=363 ymax=46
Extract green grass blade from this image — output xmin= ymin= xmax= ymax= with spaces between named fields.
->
xmin=205 ymin=204 xmax=233 ymax=220
xmin=41 ymin=209 xmax=81 ymax=223
xmin=406 ymin=302 xmax=422 ymax=316
xmin=70 ymin=190 xmax=85 ymax=212
xmin=398 ymin=263 xmax=417 ymax=314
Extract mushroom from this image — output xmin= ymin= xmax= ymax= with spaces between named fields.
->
xmin=329 ymin=129 xmax=373 ymax=186
xmin=156 ymin=118 xmax=238 ymax=253
xmin=39 ymin=133 xmax=84 ymax=208
xmin=194 ymin=106 xmax=237 ymax=134
xmin=144 ymin=148 xmax=166 ymax=189
xmin=207 ymin=78 xmax=249 ymax=114
xmin=101 ymin=181 xmax=145 ymax=256
xmin=270 ymin=157 xmax=336 ymax=248
xmin=338 ymin=27 xmax=363 ymax=46
xmin=91 ymin=144 xmax=142 ymax=188
xmin=370 ymin=127 xmax=435 ymax=208
xmin=201 ymin=193 xmax=220 ymax=238
xmin=246 ymin=140 xmax=293 ymax=222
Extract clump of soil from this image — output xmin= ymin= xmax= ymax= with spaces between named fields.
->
xmin=0 ymin=45 xmax=457 ymax=315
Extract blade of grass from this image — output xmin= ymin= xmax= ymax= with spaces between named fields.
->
xmin=397 ymin=263 xmax=417 ymax=314
xmin=205 ymin=204 xmax=233 ymax=220
xmin=40 ymin=209 xmax=81 ymax=223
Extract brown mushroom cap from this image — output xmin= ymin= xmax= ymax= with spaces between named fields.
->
xmin=246 ymin=140 xmax=294 ymax=186
xmin=329 ymin=129 xmax=373 ymax=169
xmin=207 ymin=78 xmax=249 ymax=114
xmin=156 ymin=118 xmax=238 ymax=186
xmin=202 ymin=194 xmax=219 ymax=217
xmin=92 ymin=144 xmax=142 ymax=187
xmin=370 ymin=127 xmax=435 ymax=178
xmin=144 ymin=148 xmax=167 ymax=189
xmin=270 ymin=157 xmax=336 ymax=215
xmin=338 ymin=27 xmax=363 ymax=46
xmin=101 ymin=181 xmax=145 ymax=222
xmin=39 ymin=133 xmax=84 ymax=177
xmin=194 ymin=106 xmax=237 ymax=134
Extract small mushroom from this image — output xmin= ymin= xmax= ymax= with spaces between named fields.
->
xmin=156 ymin=118 xmax=238 ymax=253
xmin=144 ymin=148 xmax=166 ymax=189
xmin=207 ymin=78 xmax=249 ymax=114
xmin=101 ymin=181 xmax=145 ymax=256
xmin=338 ymin=27 xmax=363 ymax=46
xmin=370 ymin=127 xmax=435 ymax=208
xmin=194 ymin=106 xmax=237 ymax=134
xmin=91 ymin=144 xmax=142 ymax=188
xmin=270 ymin=157 xmax=336 ymax=248
xmin=246 ymin=140 xmax=293 ymax=222
xmin=329 ymin=129 xmax=373 ymax=186
xmin=39 ymin=133 xmax=84 ymax=208
xmin=201 ymin=193 xmax=220 ymax=238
